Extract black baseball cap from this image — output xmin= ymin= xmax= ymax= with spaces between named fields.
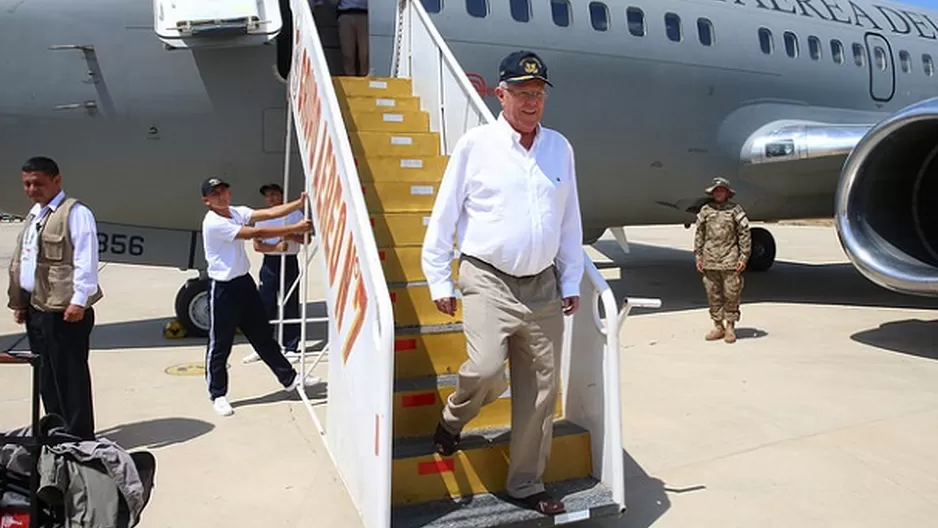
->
xmin=201 ymin=177 xmax=230 ymax=197
xmin=498 ymin=50 xmax=552 ymax=87
xmin=259 ymin=183 xmax=284 ymax=195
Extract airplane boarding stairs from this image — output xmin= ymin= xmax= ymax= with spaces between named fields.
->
xmin=334 ymin=77 xmax=621 ymax=527
xmin=282 ymin=0 xmax=661 ymax=527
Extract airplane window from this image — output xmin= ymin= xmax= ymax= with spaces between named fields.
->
xmin=852 ymin=43 xmax=865 ymax=67
xmin=466 ymin=0 xmax=487 ymax=17
xmin=783 ymin=31 xmax=798 ymax=58
xmin=665 ymin=12 xmax=681 ymax=42
xmin=831 ymin=39 xmax=844 ymax=64
xmin=626 ymin=7 xmax=645 ymax=37
xmin=924 ymin=54 xmax=934 ymax=76
xmin=873 ymin=46 xmax=887 ymax=71
xmin=510 ymin=0 xmax=530 ymax=22
xmin=758 ymin=28 xmax=773 ymax=55
xmin=421 ymin=0 xmax=442 ymax=13
xmin=589 ymin=2 xmax=609 ymax=31
xmin=808 ymin=36 xmax=821 ymax=60
xmin=550 ymin=0 xmax=571 ymax=27
xmin=900 ymin=50 xmax=912 ymax=73
xmin=697 ymin=18 xmax=714 ymax=46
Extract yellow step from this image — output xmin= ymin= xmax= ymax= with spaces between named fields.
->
xmin=341 ymin=95 xmax=422 ymax=114
xmin=390 ymin=285 xmax=461 ymax=328
xmin=351 ymin=131 xmax=440 ymax=158
xmin=394 ymin=329 xmax=466 ymax=378
xmin=357 ymin=156 xmax=449 ymax=183
xmin=371 ymin=213 xmax=433 ymax=247
xmin=391 ymin=422 xmax=591 ymax=505
xmin=393 ymin=377 xmax=564 ymax=438
xmin=347 ymin=109 xmax=431 ymax=133
xmin=334 ymin=76 xmax=412 ymax=98
xmin=363 ymin=182 xmax=439 ymax=213
xmin=380 ymin=246 xmax=456 ymax=284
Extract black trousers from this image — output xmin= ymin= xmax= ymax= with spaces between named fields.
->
xmin=259 ymin=254 xmax=300 ymax=352
xmin=206 ymin=274 xmax=297 ymax=400
xmin=24 ymin=305 xmax=96 ymax=440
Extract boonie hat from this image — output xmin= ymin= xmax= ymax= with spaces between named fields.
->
xmin=259 ymin=183 xmax=284 ymax=195
xmin=705 ymin=177 xmax=735 ymax=197
xmin=201 ymin=177 xmax=230 ymax=197
xmin=499 ymin=50 xmax=553 ymax=87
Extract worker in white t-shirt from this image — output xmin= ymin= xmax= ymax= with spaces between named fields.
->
xmin=241 ymin=183 xmax=306 ymax=365
xmin=199 ymin=177 xmax=322 ymax=417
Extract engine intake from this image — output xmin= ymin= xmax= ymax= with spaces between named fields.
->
xmin=835 ymin=97 xmax=938 ymax=296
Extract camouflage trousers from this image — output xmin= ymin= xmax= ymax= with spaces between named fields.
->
xmin=702 ymin=270 xmax=743 ymax=322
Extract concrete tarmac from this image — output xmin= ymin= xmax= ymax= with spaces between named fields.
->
xmin=2 ymin=221 xmax=938 ymax=527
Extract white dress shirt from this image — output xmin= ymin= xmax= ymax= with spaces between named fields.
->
xmin=255 ymin=210 xmax=304 ymax=256
xmin=19 ymin=190 xmax=100 ymax=307
xmin=202 ymin=206 xmax=254 ymax=281
xmin=421 ymin=113 xmax=584 ymax=301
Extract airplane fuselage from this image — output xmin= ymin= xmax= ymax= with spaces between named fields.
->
xmin=2 ymin=0 xmax=938 ymax=266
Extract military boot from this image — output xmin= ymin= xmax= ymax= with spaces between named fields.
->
xmin=724 ymin=322 xmax=737 ymax=343
xmin=705 ymin=322 xmax=725 ymax=341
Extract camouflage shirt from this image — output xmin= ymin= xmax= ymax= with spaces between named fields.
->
xmin=694 ymin=201 xmax=751 ymax=270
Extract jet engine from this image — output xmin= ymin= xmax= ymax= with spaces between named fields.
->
xmin=835 ymin=97 xmax=938 ymax=297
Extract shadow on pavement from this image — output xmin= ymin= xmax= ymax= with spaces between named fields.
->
xmin=850 ymin=319 xmax=938 ymax=360
xmin=96 ymin=417 xmax=215 ymax=450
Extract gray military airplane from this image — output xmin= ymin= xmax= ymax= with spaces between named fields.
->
xmin=2 ymin=0 xmax=937 ymax=336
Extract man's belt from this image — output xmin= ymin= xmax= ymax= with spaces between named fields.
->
xmin=461 ymin=254 xmax=552 ymax=280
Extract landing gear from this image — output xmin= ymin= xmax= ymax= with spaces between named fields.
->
xmin=748 ymin=227 xmax=776 ymax=272
xmin=174 ymin=277 xmax=211 ymax=338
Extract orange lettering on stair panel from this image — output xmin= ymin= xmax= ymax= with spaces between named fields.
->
xmin=289 ymin=14 xmax=370 ymax=366
xmin=335 ymin=233 xmax=356 ymax=329
xmin=327 ymin=204 xmax=347 ymax=288
xmin=342 ymin=264 xmax=368 ymax=364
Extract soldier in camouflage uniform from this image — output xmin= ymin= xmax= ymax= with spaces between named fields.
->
xmin=694 ymin=177 xmax=751 ymax=343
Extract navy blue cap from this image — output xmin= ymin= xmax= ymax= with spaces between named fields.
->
xmin=259 ymin=183 xmax=283 ymax=195
xmin=201 ymin=177 xmax=230 ymax=197
xmin=498 ymin=50 xmax=552 ymax=87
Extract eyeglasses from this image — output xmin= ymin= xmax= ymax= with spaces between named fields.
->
xmin=504 ymin=88 xmax=549 ymax=101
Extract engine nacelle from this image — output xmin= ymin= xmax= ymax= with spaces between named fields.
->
xmin=835 ymin=97 xmax=938 ymax=297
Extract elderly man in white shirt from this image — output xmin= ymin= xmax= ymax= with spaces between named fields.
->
xmin=421 ymin=50 xmax=583 ymax=516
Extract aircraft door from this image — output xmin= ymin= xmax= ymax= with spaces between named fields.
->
xmin=864 ymin=33 xmax=895 ymax=102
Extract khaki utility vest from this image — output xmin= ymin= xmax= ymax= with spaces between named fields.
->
xmin=7 ymin=197 xmax=104 ymax=312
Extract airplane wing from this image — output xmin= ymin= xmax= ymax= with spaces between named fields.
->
xmin=740 ymin=120 xmax=875 ymax=165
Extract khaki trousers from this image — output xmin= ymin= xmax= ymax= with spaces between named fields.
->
xmin=337 ymin=12 xmax=369 ymax=76
xmin=441 ymin=255 xmax=564 ymax=498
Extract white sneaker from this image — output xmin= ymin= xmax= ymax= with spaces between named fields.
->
xmin=285 ymin=373 xmax=324 ymax=392
xmin=241 ymin=352 xmax=261 ymax=364
xmin=284 ymin=351 xmax=302 ymax=363
xmin=213 ymin=397 xmax=234 ymax=416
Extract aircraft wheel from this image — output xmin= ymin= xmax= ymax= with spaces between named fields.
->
xmin=748 ymin=227 xmax=776 ymax=272
xmin=174 ymin=278 xmax=211 ymax=338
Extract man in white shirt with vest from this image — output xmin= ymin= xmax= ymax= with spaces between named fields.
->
xmin=7 ymin=156 xmax=102 ymax=440
xmin=241 ymin=183 xmax=305 ymax=365
xmin=421 ymin=51 xmax=584 ymax=516
xmin=200 ymin=177 xmax=322 ymax=417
